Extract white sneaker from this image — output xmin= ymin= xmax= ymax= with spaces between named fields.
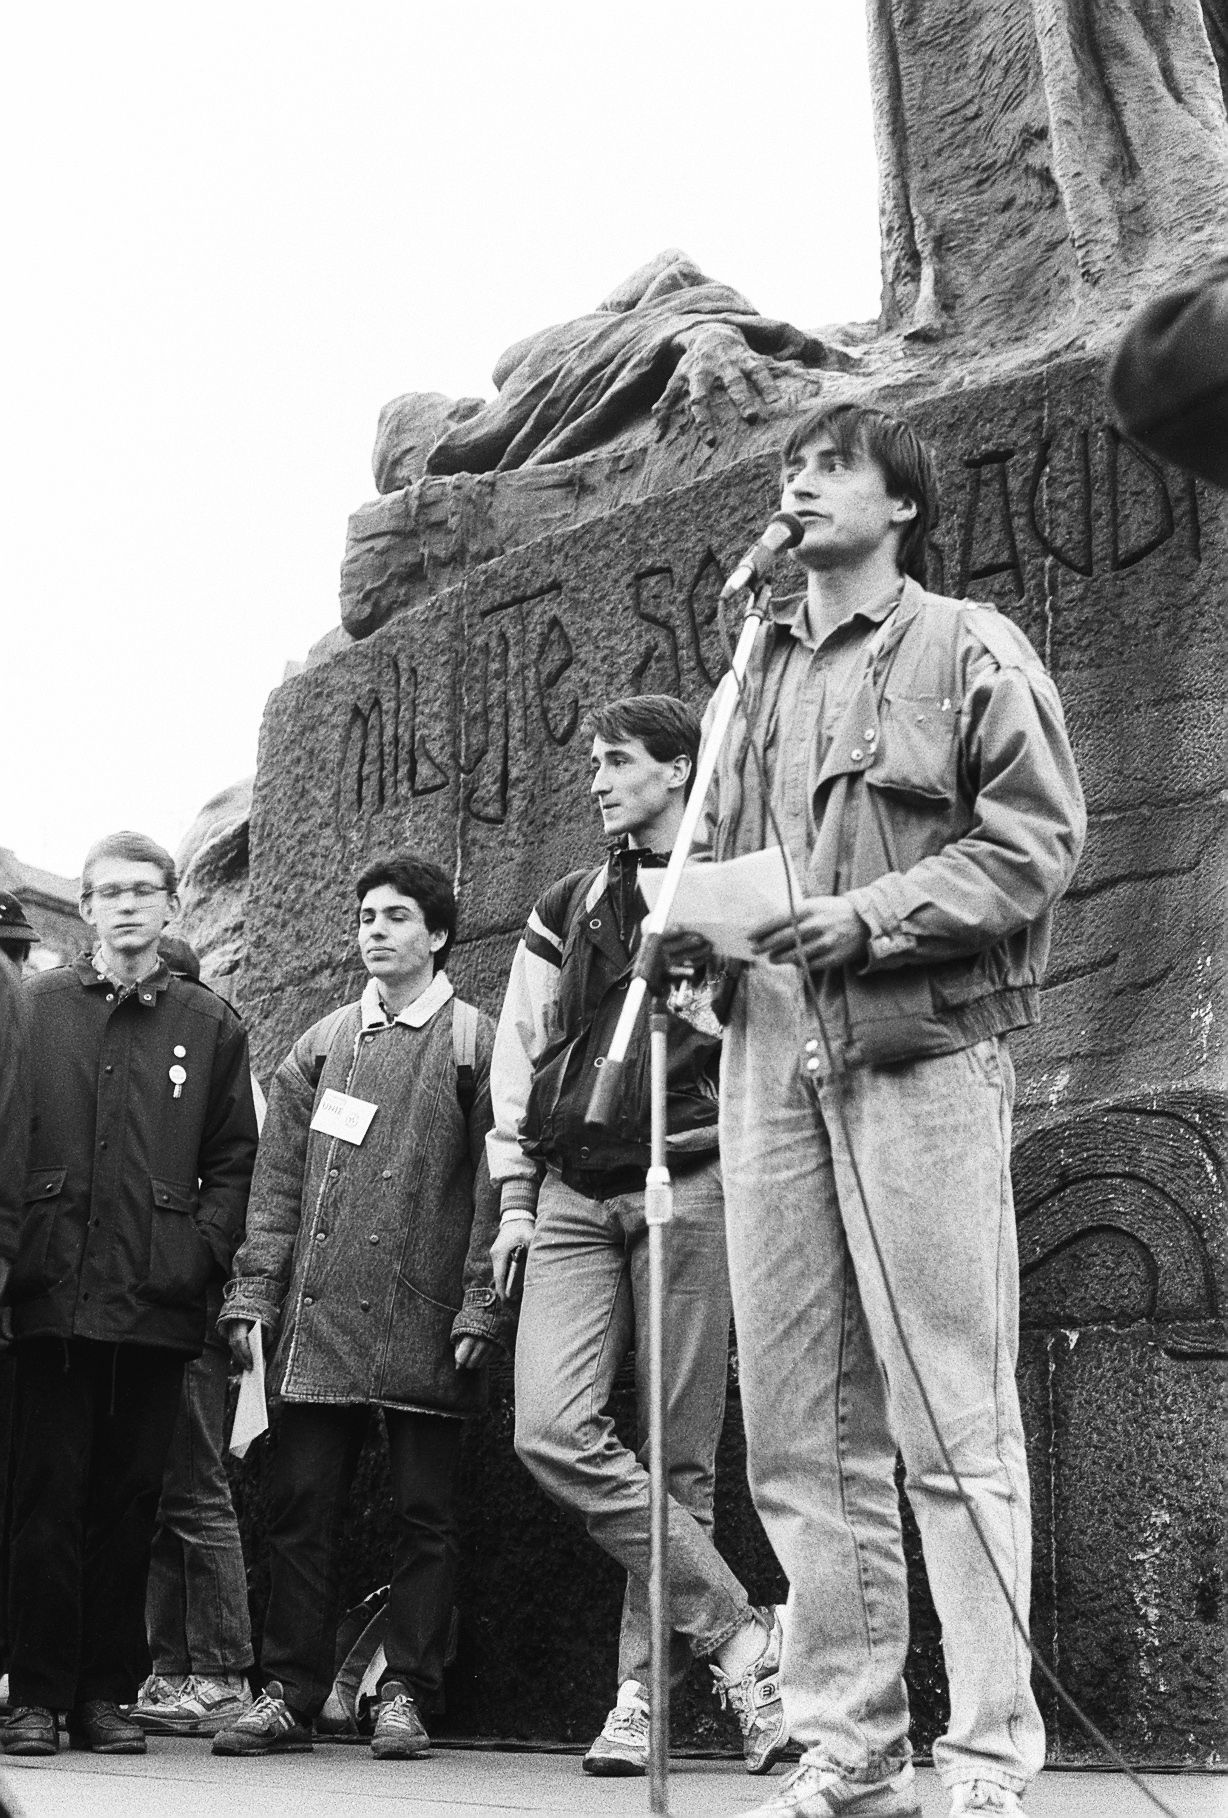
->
xmin=740 ymin=1759 xmax=921 ymax=1817
xmin=711 ymin=1606 xmax=790 ymax=1774
xmin=950 ymin=1782 xmax=1024 ymax=1814
xmin=581 ymin=1680 xmax=650 ymax=1777
xmin=133 ymin=1674 xmax=253 ymax=1736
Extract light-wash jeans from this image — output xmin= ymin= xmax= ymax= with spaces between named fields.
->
xmin=514 ymin=1160 xmax=752 ymax=1686
xmin=721 ymin=963 xmax=1045 ymax=1795
xmin=146 ymin=1294 xmax=253 ymax=1680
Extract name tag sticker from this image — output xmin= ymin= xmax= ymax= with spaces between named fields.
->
xmin=310 ymin=1089 xmax=379 ymax=1145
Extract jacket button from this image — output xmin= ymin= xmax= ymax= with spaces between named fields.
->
xmin=105 ymin=994 xmax=114 ymax=1003
xmin=303 ymin=1295 xmax=314 ymax=1307
xmin=104 ymin=1065 xmax=113 ymax=1074
xmin=45 ymin=1183 xmax=54 ymax=1194
xmin=804 ymin=1039 xmax=819 ymax=1053
xmin=381 ymin=1170 xmax=393 ymax=1181
xmin=160 ymin=1192 xmax=169 ymax=1202
xmin=369 ymin=1234 xmax=380 ymax=1245
xmin=99 ymin=1140 xmax=108 ymax=1150
xmin=864 ymin=727 xmax=876 ymax=740
xmin=360 ymin=1299 xmax=371 ymax=1312
xmin=589 ymin=917 xmax=601 ymax=930
xmin=328 ymin=1168 xmax=339 ymax=1180
xmin=850 ymin=748 xmax=863 ymax=761
xmin=316 ymin=1231 xmax=327 ymax=1243
xmin=579 ymin=1146 xmax=590 ymax=1160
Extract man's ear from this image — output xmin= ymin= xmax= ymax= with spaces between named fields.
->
xmin=79 ymin=894 xmax=97 ymax=931
xmin=891 ymin=494 xmax=918 ymax=525
xmin=163 ymin=893 xmax=181 ymax=927
xmin=428 ymin=925 xmax=448 ymax=953
xmin=669 ymin=754 xmax=692 ymax=793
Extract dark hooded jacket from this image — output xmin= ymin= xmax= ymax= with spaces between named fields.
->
xmin=11 ymin=955 xmax=258 ymax=1355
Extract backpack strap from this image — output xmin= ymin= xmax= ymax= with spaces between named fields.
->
xmin=451 ymin=998 xmax=479 ymax=1120
xmin=302 ymin=1002 xmax=358 ymax=1092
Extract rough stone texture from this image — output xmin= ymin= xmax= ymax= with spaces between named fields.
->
xmin=170 ymin=777 xmax=253 ymax=1005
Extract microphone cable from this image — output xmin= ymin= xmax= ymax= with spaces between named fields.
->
xmin=709 ymin=588 xmax=1183 ymax=1818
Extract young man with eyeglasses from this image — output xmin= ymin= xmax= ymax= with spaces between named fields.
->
xmin=1 ymin=832 xmax=258 ymax=1758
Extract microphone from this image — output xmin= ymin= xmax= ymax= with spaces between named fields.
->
xmin=719 ymin=512 xmax=805 ymax=598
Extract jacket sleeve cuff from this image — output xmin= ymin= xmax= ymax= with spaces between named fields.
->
xmin=451 ymin=1287 xmax=513 ymax=1351
xmin=844 ymin=879 xmax=923 ymax=969
xmin=499 ymin=1177 xmax=540 ymax=1222
xmin=219 ymin=1277 xmax=282 ymax=1336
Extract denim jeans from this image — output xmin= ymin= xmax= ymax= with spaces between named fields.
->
xmin=260 ymin=1401 xmax=462 ymax=1717
xmin=514 ymin=1160 xmax=751 ymax=1687
xmin=146 ymin=1304 xmax=254 ymax=1678
xmin=721 ymin=963 xmax=1045 ymax=1794
xmin=8 ymin=1338 xmax=185 ymax=1708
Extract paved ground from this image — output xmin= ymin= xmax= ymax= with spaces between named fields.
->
xmin=0 ymin=1740 xmax=1220 ymax=1818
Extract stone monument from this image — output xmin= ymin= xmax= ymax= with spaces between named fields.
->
xmin=213 ymin=0 xmax=1228 ymax=1764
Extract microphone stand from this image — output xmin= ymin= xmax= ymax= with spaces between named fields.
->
xmin=586 ymin=581 xmax=773 ymax=1816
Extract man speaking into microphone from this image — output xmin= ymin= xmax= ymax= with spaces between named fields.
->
xmin=691 ymin=404 xmax=1085 ymax=1818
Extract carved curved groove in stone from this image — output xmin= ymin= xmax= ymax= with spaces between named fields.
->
xmin=1014 ymin=1091 xmax=1228 ymax=1354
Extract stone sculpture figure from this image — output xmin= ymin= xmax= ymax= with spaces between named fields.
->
xmin=869 ymin=0 xmax=1228 ymax=343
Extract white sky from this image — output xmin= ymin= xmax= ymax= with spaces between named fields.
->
xmin=2 ymin=1 xmax=881 ymax=879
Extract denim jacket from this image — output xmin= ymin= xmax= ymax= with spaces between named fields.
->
xmin=698 ymin=579 xmax=1086 ymax=1071
xmin=222 ymin=977 xmax=509 ymax=1414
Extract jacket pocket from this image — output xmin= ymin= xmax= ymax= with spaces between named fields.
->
xmin=9 ymin=1167 xmax=69 ymax=1299
xmin=868 ymin=690 xmax=959 ymax=805
xmin=146 ymin=1175 xmax=213 ymax=1308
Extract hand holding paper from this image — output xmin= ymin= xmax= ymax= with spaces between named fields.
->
xmin=229 ymin=1322 xmax=269 ymax=1459
xmin=638 ymin=846 xmax=802 ymax=962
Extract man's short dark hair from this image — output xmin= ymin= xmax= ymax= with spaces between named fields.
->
xmin=585 ymin=695 xmax=702 ymax=799
xmin=81 ymin=831 xmax=178 ymax=895
xmin=781 ymin=402 xmax=939 ymax=582
xmin=354 ymin=852 xmax=457 ymax=972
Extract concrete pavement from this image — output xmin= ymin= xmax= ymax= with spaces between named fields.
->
xmin=0 ymin=1740 xmax=1221 ymax=1818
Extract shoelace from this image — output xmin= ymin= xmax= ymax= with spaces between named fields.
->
xmin=604 ymin=1703 xmax=648 ymax=1741
xmin=958 ymin=1785 xmax=1014 ymax=1813
xmin=244 ymin=1692 xmax=292 ymax=1728
xmin=379 ymin=1694 xmax=419 ymax=1724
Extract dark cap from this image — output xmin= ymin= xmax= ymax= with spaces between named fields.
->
xmin=0 ymin=892 xmax=37 ymax=947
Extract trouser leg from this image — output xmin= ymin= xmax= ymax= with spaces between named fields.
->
xmin=77 ymin=1345 xmax=186 ymax=1703
xmin=8 ymin=1340 xmax=96 ymax=1710
xmin=722 ymin=969 xmax=909 ymax=1778
xmin=260 ymin=1402 xmax=366 ymax=1718
xmin=147 ymin=1323 xmax=253 ymax=1678
xmin=823 ymin=1040 xmax=1045 ymax=1793
xmin=617 ymin=1159 xmax=736 ymax=1689
xmin=380 ymin=1411 xmax=463 ymax=1711
xmin=515 ymin=1171 xmax=750 ymax=1670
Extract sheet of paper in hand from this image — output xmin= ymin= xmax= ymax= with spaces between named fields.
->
xmin=638 ymin=846 xmax=801 ymax=962
xmin=310 ymin=1088 xmax=379 ymax=1145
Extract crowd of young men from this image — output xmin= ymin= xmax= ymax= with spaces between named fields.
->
xmin=0 ymin=402 xmax=1084 ymax=1818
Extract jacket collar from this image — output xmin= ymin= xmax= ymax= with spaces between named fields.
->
xmin=360 ymin=969 xmax=453 ymax=1031
xmin=769 ymin=578 xmax=907 ymax=652
xmin=76 ymin=950 xmax=172 ymax=1008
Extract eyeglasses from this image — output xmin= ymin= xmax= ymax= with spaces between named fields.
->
xmin=88 ymin=883 xmax=169 ymax=901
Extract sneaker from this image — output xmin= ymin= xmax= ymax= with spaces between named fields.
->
xmin=740 ymin=1759 xmax=921 ymax=1817
xmin=582 ymin=1679 xmax=650 ymax=1777
xmin=133 ymin=1674 xmax=253 ymax=1736
xmin=211 ymin=1681 xmax=313 ymax=1756
xmin=134 ymin=1672 xmax=187 ymax=1711
xmin=711 ymin=1605 xmax=789 ymax=1774
xmin=950 ymin=1783 xmax=1024 ymax=1814
xmin=370 ymin=1680 xmax=429 ymax=1759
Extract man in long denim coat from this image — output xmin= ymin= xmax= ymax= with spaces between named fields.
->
xmin=696 ymin=404 xmax=1086 ymax=1818
xmin=217 ymin=852 xmax=508 ymax=1762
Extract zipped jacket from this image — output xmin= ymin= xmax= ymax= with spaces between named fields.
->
xmin=222 ymin=978 xmax=508 ymax=1415
xmin=12 ymin=955 xmax=257 ymax=1354
xmin=487 ymin=856 xmax=720 ymax=1209
xmin=698 ymin=579 xmax=1086 ymax=1070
